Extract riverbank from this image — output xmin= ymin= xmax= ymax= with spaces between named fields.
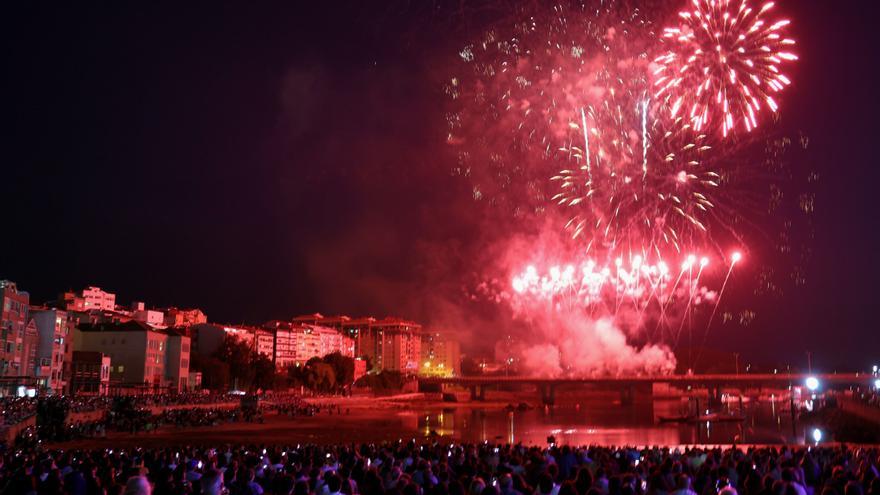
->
xmin=42 ymin=389 xmax=880 ymax=449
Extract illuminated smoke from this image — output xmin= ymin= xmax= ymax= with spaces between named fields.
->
xmin=515 ymin=316 xmax=676 ymax=377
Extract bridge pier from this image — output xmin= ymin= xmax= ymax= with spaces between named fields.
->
xmin=539 ymin=384 xmax=556 ymax=406
xmin=707 ymin=386 xmax=724 ymax=409
xmin=619 ymin=383 xmax=653 ymax=406
xmin=469 ymin=385 xmax=486 ymax=401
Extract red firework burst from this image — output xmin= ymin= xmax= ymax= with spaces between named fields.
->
xmin=653 ymin=0 xmax=797 ymax=138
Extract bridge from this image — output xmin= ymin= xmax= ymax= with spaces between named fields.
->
xmin=418 ymin=373 xmax=873 ymax=406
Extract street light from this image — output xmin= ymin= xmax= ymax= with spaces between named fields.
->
xmin=874 ymin=378 xmax=880 ymax=390
xmin=812 ymin=428 xmax=822 ymax=444
xmin=805 ymin=376 xmax=820 ymax=392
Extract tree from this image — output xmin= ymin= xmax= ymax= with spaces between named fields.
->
xmin=355 ymin=370 xmax=404 ymax=393
xmin=284 ymin=353 xmax=357 ymax=394
xmin=216 ymin=335 xmax=256 ymax=390
xmin=307 ymin=362 xmax=337 ymax=393
xmin=287 ymin=363 xmax=306 ymax=388
xmin=251 ymin=353 xmax=277 ymax=392
xmin=191 ymin=353 xmax=231 ymax=391
xmin=323 ymin=352 xmax=355 ymax=386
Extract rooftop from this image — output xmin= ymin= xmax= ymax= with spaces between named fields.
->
xmin=78 ymin=320 xmax=186 ymax=337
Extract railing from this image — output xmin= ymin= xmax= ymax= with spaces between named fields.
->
xmin=419 ymin=373 xmax=871 ymax=386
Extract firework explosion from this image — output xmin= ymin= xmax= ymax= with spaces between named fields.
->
xmin=553 ymin=115 xmax=717 ymax=255
xmin=512 ymin=254 xmax=709 ymax=313
xmin=448 ymin=0 xmax=801 ymax=375
xmin=653 ymin=0 xmax=798 ymax=137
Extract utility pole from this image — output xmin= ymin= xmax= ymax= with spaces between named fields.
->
xmin=806 ymin=351 xmax=813 ymax=374
xmin=734 ymin=353 xmax=740 ymax=376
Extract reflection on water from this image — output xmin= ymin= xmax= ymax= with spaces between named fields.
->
xmin=401 ymin=394 xmax=802 ymax=446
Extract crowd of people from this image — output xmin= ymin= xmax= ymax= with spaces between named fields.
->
xmin=0 ymin=397 xmax=38 ymax=425
xmin=261 ymin=396 xmax=348 ymax=418
xmin=9 ymin=398 xmax=264 ymax=446
xmin=135 ymin=394 xmax=243 ymax=409
xmin=7 ymin=392 xmax=364 ymax=446
xmin=851 ymin=388 xmax=880 ymax=410
xmin=158 ymin=407 xmax=263 ymax=428
xmin=0 ymin=442 xmax=878 ymax=495
xmin=2 ymin=394 xmax=246 ymax=428
xmin=262 ymin=396 xmax=318 ymax=417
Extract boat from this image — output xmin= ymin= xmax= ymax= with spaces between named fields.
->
xmin=697 ymin=412 xmax=745 ymax=423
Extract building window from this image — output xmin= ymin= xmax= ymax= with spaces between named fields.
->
xmin=118 ymin=365 xmax=124 ymax=373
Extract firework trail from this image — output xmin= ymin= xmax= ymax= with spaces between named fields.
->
xmin=554 ymin=115 xmax=717 ymax=255
xmin=448 ymin=0 xmax=802 ymax=375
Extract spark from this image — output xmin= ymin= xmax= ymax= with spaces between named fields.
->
xmin=511 ymin=254 xmax=716 ymax=317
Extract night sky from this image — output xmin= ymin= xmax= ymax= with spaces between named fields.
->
xmin=2 ymin=1 xmax=879 ymax=370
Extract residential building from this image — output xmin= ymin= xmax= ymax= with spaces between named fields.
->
xmin=270 ymin=322 xmax=354 ymax=369
xmin=80 ymin=286 xmax=116 ymax=311
xmin=254 ymin=328 xmax=275 ymax=359
xmin=187 ymin=371 xmax=202 ymax=391
xmin=1 ymin=280 xmax=31 ymax=377
xmin=164 ymin=307 xmax=207 ymax=327
xmin=165 ymin=330 xmax=191 ymax=391
xmin=23 ymin=319 xmax=39 ymax=378
xmin=340 ymin=317 xmax=376 ymax=358
xmin=273 ymin=323 xmax=297 ymax=370
xmin=192 ymin=323 xmax=249 ymax=356
xmin=420 ymin=332 xmax=461 ymax=377
xmin=131 ymin=301 xmax=165 ymax=327
xmin=74 ymin=320 xmax=191 ymax=393
xmin=357 ymin=317 xmax=422 ymax=373
xmin=291 ymin=314 xmax=422 ymax=373
xmin=70 ymin=351 xmax=111 ymax=395
xmin=30 ymin=308 xmax=74 ymax=394
xmin=191 ymin=323 xmax=274 ymax=360
xmin=292 ymin=314 xmax=350 ymax=329
xmin=60 ymin=291 xmax=86 ymax=312
xmin=70 ymin=309 xmax=133 ymax=327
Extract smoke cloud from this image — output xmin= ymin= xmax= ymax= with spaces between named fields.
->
xmin=511 ymin=315 xmax=676 ymax=377
xmin=479 ymin=221 xmax=679 ymax=377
